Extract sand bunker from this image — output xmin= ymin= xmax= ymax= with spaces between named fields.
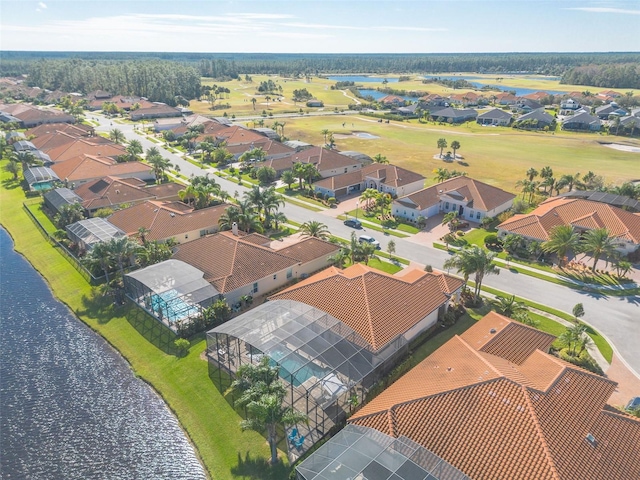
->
xmin=333 ymin=131 xmax=379 ymax=140
xmin=601 ymin=143 xmax=640 ymax=153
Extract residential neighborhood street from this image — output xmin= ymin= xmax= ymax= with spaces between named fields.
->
xmin=94 ymin=114 xmax=640 ymax=379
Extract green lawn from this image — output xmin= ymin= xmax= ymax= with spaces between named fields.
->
xmin=0 ymin=162 xmax=287 ymax=480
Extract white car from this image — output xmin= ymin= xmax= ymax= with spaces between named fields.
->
xmin=358 ymin=235 xmax=380 ymax=249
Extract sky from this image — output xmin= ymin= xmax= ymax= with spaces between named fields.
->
xmin=1 ymin=0 xmax=639 ymax=53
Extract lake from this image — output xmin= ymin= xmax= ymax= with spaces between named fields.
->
xmin=0 ymin=228 xmax=206 ymax=479
xmin=357 ymin=89 xmax=416 ymax=102
xmin=422 ymin=74 xmax=566 ymax=96
xmin=326 ymin=75 xmax=399 ymax=83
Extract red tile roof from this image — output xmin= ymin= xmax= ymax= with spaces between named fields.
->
xmin=270 ymin=265 xmax=462 ymax=350
xmin=314 ymin=163 xmax=424 ymax=191
xmin=395 ymin=176 xmax=516 ymax=212
xmin=498 ymin=197 xmax=640 ymax=244
xmin=107 ymin=200 xmax=226 ymax=242
xmin=50 ymin=155 xmax=152 ymax=183
xmin=349 ymin=313 xmax=638 ymax=480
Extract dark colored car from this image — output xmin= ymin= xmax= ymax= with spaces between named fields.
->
xmin=344 ymin=218 xmax=362 ymax=229
xmin=626 ymin=396 xmax=640 ymax=412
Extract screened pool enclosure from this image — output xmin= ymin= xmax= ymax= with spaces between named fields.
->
xmin=207 ymin=300 xmax=405 ymax=456
xmin=124 ymin=259 xmax=219 ymax=329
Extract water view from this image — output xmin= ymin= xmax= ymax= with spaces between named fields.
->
xmin=422 ymin=74 xmax=566 ymax=96
xmin=326 ymin=75 xmax=399 ymax=83
xmin=357 ymin=89 xmax=416 ymax=102
xmin=0 ymin=228 xmax=206 ymax=480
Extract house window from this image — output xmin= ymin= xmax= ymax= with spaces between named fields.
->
xmin=411 ymin=212 xmax=414 ymax=217
xmin=252 ymin=282 xmax=258 ymax=294
xmin=273 ymin=274 xmax=277 ymax=280
xmin=477 ymin=212 xmax=481 ymax=220
xmin=286 ymin=268 xmax=292 ymax=279
xmin=344 ymin=168 xmax=348 ymax=173
xmin=445 ymin=202 xmax=449 ymax=209
xmin=185 ymin=234 xmax=188 ymax=239
xmin=469 ymin=210 xmax=473 ymax=218
xmin=200 ymin=229 xmax=206 ymax=237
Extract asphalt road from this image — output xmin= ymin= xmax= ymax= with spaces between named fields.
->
xmin=94 ymin=114 xmax=640 ymax=378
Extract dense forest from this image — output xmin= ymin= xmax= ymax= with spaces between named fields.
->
xmin=2 ymin=52 xmax=639 ymax=99
xmin=560 ymin=63 xmax=640 ymax=89
xmin=15 ymin=59 xmax=201 ymax=105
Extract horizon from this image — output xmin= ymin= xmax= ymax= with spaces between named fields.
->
xmin=2 ymin=0 xmax=640 ymax=54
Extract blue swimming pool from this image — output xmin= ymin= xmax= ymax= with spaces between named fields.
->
xmin=150 ymin=289 xmax=199 ymax=323
xmin=269 ymin=349 xmax=327 ymax=387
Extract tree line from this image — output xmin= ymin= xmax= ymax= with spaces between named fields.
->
xmin=3 ymin=51 xmax=639 ymax=81
xmin=23 ymin=59 xmax=201 ymax=105
xmin=560 ymin=63 xmax=640 ymax=89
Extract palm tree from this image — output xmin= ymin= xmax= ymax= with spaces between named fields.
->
xmin=272 ymin=212 xmax=288 ymax=231
xmin=292 ymin=162 xmax=307 ymax=190
xmin=299 ymin=220 xmax=330 ymax=240
xmin=260 ymin=187 xmax=284 ymax=227
xmin=109 ymin=128 xmax=126 ymax=144
xmin=433 ymin=167 xmax=451 ymax=183
xmin=541 ymin=225 xmax=580 ymax=267
xmin=359 ymin=188 xmax=379 ymax=211
xmin=126 ymin=139 xmax=143 ymax=161
xmin=526 ymin=167 xmax=539 ymax=181
xmin=450 ymin=140 xmax=461 ymax=159
xmin=84 ymin=241 xmax=115 ymax=285
xmin=437 ymin=138 xmax=447 ymax=158
xmin=145 ymin=146 xmax=161 ymax=161
xmin=490 ymin=295 xmax=528 ymax=318
xmin=178 ymin=184 xmax=198 ymax=206
xmin=136 ymin=227 xmax=151 ymax=245
xmin=373 ymin=153 xmax=389 ymax=164
xmin=329 ymin=248 xmax=350 ymax=269
xmin=251 ymin=97 xmax=257 ymax=110
xmin=559 ymin=173 xmax=580 ymax=192
xmin=147 ymin=155 xmax=173 ymax=183
xmin=54 ymin=203 xmax=86 ymax=229
xmin=219 ymin=205 xmax=241 ymax=231
xmin=442 ymin=211 xmax=460 ymax=232
xmin=302 ymin=163 xmax=320 ymax=188
xmin=445 ymin=246 xmax=499 ymax=301
xmin=3 ymin=160 xmax=21 ymax=180
xmin=559 ymin=323 xmax=588 ymax=357
xmin=106 ymin=237 xmax=139 ymax=280
xmin=580 ymin=228 xmax=616 ymax=270
xmin=540 ymin=166 xmax=553 ymax=181
xmin=321 ymin=129 xmax=330 ymax=144
xmin=230 ymin=358 xmax=307 ymax=465
xmin=281 ymin=170 xmax=296 ymax=190
xmin=11 ymin=150 xmax=36 ymax=166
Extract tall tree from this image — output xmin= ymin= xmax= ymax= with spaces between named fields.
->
xmin=3 ymin=160 xmax=21 ymax=180
xmin=299 ymin=220 xmax=330 ymax=240
xmin=580 ymin=228 xmax=616 ymax=270
xmin=490 ymin=295 xmax=528 ymax=318
xmin=526 ymin=167 xmax=539 ymax=181
xmin=450 ymin=140 xmax=461 ymax=159
xmin=126 ymin=139 xmax=143 ymax=161
xmin=109 ymin=128 xmax=126 ymax=144
xmin=541 ymin=225 xmax=580 ymax=267
xmin=444 ymin=245 xmax=499 ymax=301
xmin=437 ymin=138 xmax=447 ymax=158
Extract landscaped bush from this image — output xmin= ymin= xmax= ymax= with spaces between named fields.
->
xmin=484 ymin=233 xmax=502 ymax=249
xmin=174 ymin=338 xmax=190 ymax=356
xmin=511 ymin=199 xmax=528 ymax=214
xmin=557 ymin=348 xmax=604 ymax=375
xmin=497 ymin=211 xmax=513 ymax=223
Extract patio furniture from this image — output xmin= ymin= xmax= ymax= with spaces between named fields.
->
xmin=294 ymin=435 xmax=305 ymax=450
xmin=288 ymin=428 xmax=298 ymax=443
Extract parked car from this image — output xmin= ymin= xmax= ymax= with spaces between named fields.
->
xmin=344 ymin=218 xmax=362 ymax=229
xmin=626 ymin=396 xmax=640 ymax=412
xmin=358 ymin=234 xmax=380 ymax=249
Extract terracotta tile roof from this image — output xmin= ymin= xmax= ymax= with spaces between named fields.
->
xmin=498 ymin=197 xmax=640 ymax=243
xmin=107 ymin=200 xmax=226 ymax=242
xmin=257 ymin=146 xmax=359 ymax=175
xmin=349 ymin=313 xmax=638 ymax=480
xmin=276 ymin=237 xmax=341 ymax=263
xmin=50 ymin=155 xmax=151 ymax=183
xmin=43 ymin=137 xmax=126 ymax=163
xmin=196 ymin=125 xmax=264 ymax=146
xmin=74 ymin=176 xmax=181 ymax=210
xmin=522 ymin=91 xmax=551 ymax=101
xmin=395 ymin=176 xmax=515 ymax=212
xmin=461 ymin=311 xmax=556 ymax=364
xmin=27 ymin=123 xmax=93 ymax=138
xmin=172 ymin=231 xmax=311 ymax=293
xmin=314 ymin=163 xmax=424 ymax=191
xmin=226 ymin=139 xmax=295 ymax=158
xmin=270 ymin=265 xmax=462 ymax=350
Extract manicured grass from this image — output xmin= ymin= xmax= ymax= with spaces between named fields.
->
xmin=277 ymin=189 xmax=328 ymax=209
xmin=342 ymin=208 xmax=420 ymax=234
xmin=0 ymin=162 xmax=287 ymax=479
xmin=279 ymin=115 xmax=640 ymax=194
xmin=365 ymin=257 xmax=402 ymax=274
xmin=26 ymin=200 xmax=58 ymax=235
xmin=410 ymin=314 xmax=477 ymax=363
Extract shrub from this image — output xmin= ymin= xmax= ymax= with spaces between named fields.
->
xmin=174 ymin=338 xmax=190 ymax=356
xmin=480 ymin=216 xmax=495 ymax=229
xmin=557 ymin=348 xmax=604 ymax=375
xmin=512 ymin=199 xmax=528 ymax=214
xmin=484 ymin=233 xmax=501 ymax=249
xmin=498 ymin=211 xmax=513 ymax=223
xmin=424 ymin=265 xmax=433 ymax=272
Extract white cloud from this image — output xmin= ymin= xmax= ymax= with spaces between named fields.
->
xmin=38 ymin=2 xmax=47 ymax=8
xmin=565 ymin=7 xmax=640 ymax=15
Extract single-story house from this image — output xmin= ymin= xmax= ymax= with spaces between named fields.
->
xmin=50 ymin=154 xmax=154 ymax=187
xmin=130 ymin=104 xmax=182 ymax=121
xmin=477 ymin=108 xmax=513 ymax=126
xmin=108 ymin=200 xmax=228 ymax=244
xmin=562 ymin=112 xmax=602 ymax=131
xmin=493 ymin=92 xmax=518 ymax=105
xmin=497 ymin=197 xmax=640 ymax=254
xmin=378 ymin=95 xmax=405 ymax=106
xmin=347 ymin=312 xmax=639 ymax=480
xmin=23 ymin=166 xmax=60 ymax=191
xmin=594 ymin=104 xmax=627 ymax=119
xmin=66 ymin=217 xmax=125 ymax=251
xmin=431 ymin=107 xmax=478 ymax=123
xmin=40 ymin=137 xmax=126 ymax=163
xmin=393 ymin=176 xmax=516 ymax=224
xmin=513 ymin=109 xmax=554 ymax=129
xmin=250 ymin=127 xmax=280 ymax=140
xmin=313 ymin=163 xmax=425 ymax=199
xmin=271 ymin=264 xmax=463 ymax=351
xmin=13 ymin=140 xmax=38 ymax=152
xmin=171 ymin=230 xmax=341 ymax=306
xmin=43 ymin=187 xmax=83 ymax=214
xmin=227 ymin=139 xmax=295 ymax=161
xmin=513 ymin=98 xmax=543 ymax=113
xmin=560 ymin=97 xmax=582 ymax=112
xmin=620 ymin=115 xmax=640 ymax=133
xmin=73 ymin=176 xmax=182 ymax=212
xmin=0 ymin=103 xmax=75 ymax=128
xmin=254 ymin=146 xmax=365 ymax=179
xmin=5 ymin=131 xmax=26 ymax=143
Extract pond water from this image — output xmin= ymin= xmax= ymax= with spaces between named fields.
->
xmin=0 ymin=228 xmax=206 ymax=480
xmin=422 ymin=74 xmax=566 ymax=96
xmin=358 ymin=89 xmax=416 ymax=102
xmin=326 ymin=75 xmax=399 ymax=83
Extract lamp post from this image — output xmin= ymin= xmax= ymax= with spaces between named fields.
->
xmin=355 ymin=202 xmax=359 ymax=221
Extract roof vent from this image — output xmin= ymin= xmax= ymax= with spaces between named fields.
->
xmin=490 ymin=328 xmax=497 ymax=334
xmin=586 ymin=433 xmax=597 ymax=447
xmin=115 ymin=189 xmax=120 ymax=194
xmin=170 ymin=213 xmax=175 ymax=217
xmin=447 ymin=367 xmax=453 ymax=372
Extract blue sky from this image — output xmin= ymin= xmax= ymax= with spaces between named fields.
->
xmin=1 ymin=0 xmax=639 ymax=53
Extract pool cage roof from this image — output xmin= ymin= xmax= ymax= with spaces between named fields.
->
xmin=24 ymin=166 xmax=59 ymax=185
xmin=296 ymin=424 xmax=472 ymax=480
xmin=209 ymin=300 xmax=382 ymax=407
xmin=44 ymin=188 xmax=83 ymax=213
xmin=66 ymin=218 xmax=125 ymax=247
xmin=126 ymin=259 xmax=219 ymax=305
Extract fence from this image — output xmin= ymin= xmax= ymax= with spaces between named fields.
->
xmin=22 ymin=200 xmax=106 ymax=286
